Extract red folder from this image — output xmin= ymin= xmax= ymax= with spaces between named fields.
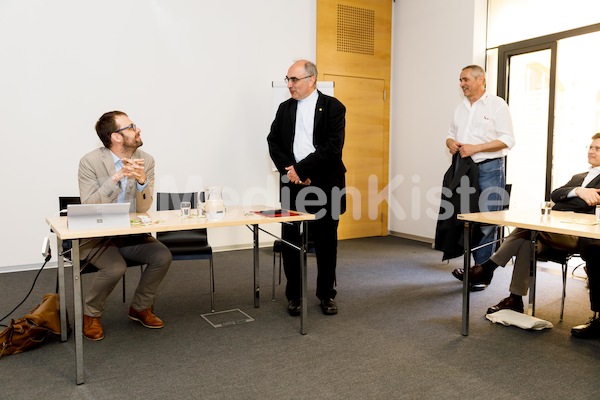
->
xmin=253 ymin=209 xmax=300 ymax=217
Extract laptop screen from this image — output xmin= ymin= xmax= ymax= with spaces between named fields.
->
xmin=67 ymin=203 xmax=131 ymax=231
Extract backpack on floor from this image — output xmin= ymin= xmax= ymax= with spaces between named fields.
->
xmin=0 ymin=293 xmax=65 ymax=357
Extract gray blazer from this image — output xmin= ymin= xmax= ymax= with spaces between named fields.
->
xmin=78 ymin=147 xmax=154 ymax=213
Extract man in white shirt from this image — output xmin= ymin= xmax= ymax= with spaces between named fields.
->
xmin=444 ymin=65 xmax=515 ymax=274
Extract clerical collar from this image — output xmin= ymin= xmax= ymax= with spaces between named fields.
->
xmin=298 ymin=89 xmax=318 ymax=104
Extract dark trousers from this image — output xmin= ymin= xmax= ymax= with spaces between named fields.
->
xmin=578 ymin=238 xmax=600 ymax=312
xmin=281 ymin=184 xmax=340 ymax=301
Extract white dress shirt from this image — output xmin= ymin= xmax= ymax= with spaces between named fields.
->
xmin=447 ymin=91 xmax=515 ymax=163
xmin=111 ymin=151 xmax=148 ymax=204
xmin=567 ymin=166 xmax=600 ymax=197
xmin=293 ymin=89 xmax=318 ymax=162
xmin=111 ymin=152 xmax=127 ymax=204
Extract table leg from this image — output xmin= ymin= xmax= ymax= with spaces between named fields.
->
xmin=300 ymin=221 xmax=307 ymax=335
xmin=527 ymin=231 xmax=539 ymax=316
xmin=461 ymin=221 xmax=471 ymax=336
xmin=71 ymin=240 xmax=84 ymax=385
xmin=253 ymin=224 xmax=260 ymax=308
xmin=57 ymin=239 xmax=67 ymax=342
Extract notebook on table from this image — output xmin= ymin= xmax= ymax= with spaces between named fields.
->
xmin=67 ymin=203 xmax=131 ymax=231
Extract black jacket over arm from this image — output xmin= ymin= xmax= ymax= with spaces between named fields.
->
xmin=434 ymin=154 xmax=482 ymax=261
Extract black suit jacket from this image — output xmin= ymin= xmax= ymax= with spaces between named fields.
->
xmin=267 ymin=90 xmax=347 ymax=215
xmin=553 ymin=171 xmax=600 ymax=311
xmin=434 ymin=154 xmax=482 ymax=261
xmin=551 ymin=171 xmax=600 ymax=213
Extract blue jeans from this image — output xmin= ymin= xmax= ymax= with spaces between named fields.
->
xmin=474 ymin=157 xmax=506 ymax=264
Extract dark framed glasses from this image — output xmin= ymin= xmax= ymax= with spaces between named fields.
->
xmin=114 ymin=123 xmax=136 ymax=133
xmin=284 ymin=75 xmax=313 ymax=84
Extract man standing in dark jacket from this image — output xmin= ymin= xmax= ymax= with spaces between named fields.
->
xmin=267 ymin=60 xmax=346 ymax=316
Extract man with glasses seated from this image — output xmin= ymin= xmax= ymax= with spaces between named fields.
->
xmin=454 ymin=133 xmax=600 ymax=338
xmin=77 ymin=111 xmax=172 ymax=341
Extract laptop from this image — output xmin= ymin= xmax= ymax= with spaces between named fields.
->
xmin=67 ymin=203 xmax=131 ymax=231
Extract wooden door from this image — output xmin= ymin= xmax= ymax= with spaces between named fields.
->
xmin=317 ymin=0 xmax=391 ymax=239
xmin=324 ymin=74 xmax=386 ymax=239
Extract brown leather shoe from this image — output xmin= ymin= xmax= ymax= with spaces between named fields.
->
xmin=128 ymin=307 xmax=164 ymax=329
xmin=83 ymin=315 xmax=104 ymax=341
xmin=486 ymin=295 xmax=524 ymax=314
xmin=451 ymin=264 xmax=493 ymax=291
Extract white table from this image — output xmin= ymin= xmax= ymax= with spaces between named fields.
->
xmin=457 ymin=210 xmax=600 ymax=336
xmin=47 ymin=206 xmax=314 ymax=384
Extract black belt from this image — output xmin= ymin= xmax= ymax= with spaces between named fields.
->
xmin=476 ymin=157 xmax=501 ymax=166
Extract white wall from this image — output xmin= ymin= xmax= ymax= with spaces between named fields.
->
xmin=0 ymin=0 xmax=316 ymax=270
xmin=0 ymin=0 xmax=489 ymax=270
xmin=389 ymin=0 xmax=487 ymax=240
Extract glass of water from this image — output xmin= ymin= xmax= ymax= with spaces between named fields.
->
xmin=540 ymin=201 xmax=552 ymax=216
xmin=180 ymin=201 xmax=191 ymax=218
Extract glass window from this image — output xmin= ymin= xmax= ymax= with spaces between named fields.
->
xmin=488 ymin=0 xmax=600 ymax=48
xmin=552 ymin=31 xmax=600 ymax=188
xmin=504 ymin=50 xmax=551 ymax=211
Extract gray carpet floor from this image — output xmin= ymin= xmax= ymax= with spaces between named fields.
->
xmin=1 ymin=236 xmax=599 ymax=400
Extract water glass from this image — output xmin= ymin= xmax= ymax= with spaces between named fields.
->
xmin=180 ymin=201 xmax=191 ymax=218
xmin=540 ymin=201 xmax=552 ymax=216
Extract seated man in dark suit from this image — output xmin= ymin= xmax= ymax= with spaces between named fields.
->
xmin=453 ymin=133 xmax=600 ymax=338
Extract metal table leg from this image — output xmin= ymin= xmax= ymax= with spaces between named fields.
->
xmin=253 ymin=224 xmax=260 ymax=308
xmin=300 ymin=221 xmax=307 ymax=335
xmin=57 ymin=239 xmax=67 ymax=342
xmin=255 ymin=221 xmax=307 ymax=335
xmin=527 ymin=231 xmax=539 ymax=316
xmin=71 ymin=240 xmax=84 ymax=385
xmin=461 ymin=221 xmax=472 ymax=336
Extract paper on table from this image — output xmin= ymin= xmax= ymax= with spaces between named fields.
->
xmin=559 ymin=218 xmax=600 ymax=226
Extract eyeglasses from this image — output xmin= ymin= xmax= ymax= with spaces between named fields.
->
xmin=114 ymin=123 xmax=136 ymax=133
xmin=284 ymin=75 xmax=313 ymax=84
xmin=589 ymin=145 xmax=600 ymax=152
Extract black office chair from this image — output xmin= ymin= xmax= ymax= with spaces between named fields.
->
xmin=57 ymin=196 xmax=144 ymax=303
xmin=156 ymin=192 xmax=215 ymax=312
xmin=497 ymin=183 xmax=512 ymax=247
xmin=536 ymin=247 xmax=584 ymax=321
